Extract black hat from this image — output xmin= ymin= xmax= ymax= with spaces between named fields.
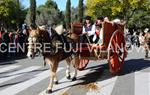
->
xmin=84 ymin=16 xmax=91 ymax=20
xmin=97 ymin=16 xmax=104 ymax=21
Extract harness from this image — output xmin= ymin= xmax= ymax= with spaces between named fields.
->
xmin=28 ymin=27 xmax=76 ymax=57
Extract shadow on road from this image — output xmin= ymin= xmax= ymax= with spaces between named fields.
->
xmin=0 ymin=79 xmax=29 ymax=88
xmin=77 ymin=64 xmax=111 ymax=84
xmin=51 ymin=64 xmax=112 ymax=93
xmin=0 ymin=54 xmax=27 ymax=65
xmin=121 ymin=58 xmax=150 ymax=75
xmin=53 ymin=58 xmax=150 ymax=93
xmin=77 ymin=58 xmax=150 ymax=85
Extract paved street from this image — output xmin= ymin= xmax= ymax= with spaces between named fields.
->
xmin=0 ymin=46 xmax=150 ymax=95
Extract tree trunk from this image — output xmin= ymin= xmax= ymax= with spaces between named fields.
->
xmin=65 ymin=0 xmax=71 ymax=29
xmin=78 ymin=0 xmax=84 ymax=23
xmin=30 ymin=0 xmax=36 ymax=26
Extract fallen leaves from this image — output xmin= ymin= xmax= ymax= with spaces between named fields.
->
xmin=84 ymin=83 xmax=99 ymax=91
xmin=60 ymin=91 xmax=69 ymax=95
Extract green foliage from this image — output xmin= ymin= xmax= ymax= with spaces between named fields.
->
xmin=45 ymin=0 xmax=58 ymax=9
xmin=86 ymin=0 xmax=149 ymax=19
xmin=128 ymin=6 xmax=150 ymax=29
xmin=86 ymin=0 xmax=112 ymax=19
xmin=65 ymin=0 xmax=71 ymax=29
xmin=86 ymin=0 xmax=150 ymax=28
xmin=0 ymin=0 xmax=26 ymax=30
xmin=26 ymin=0 xmax=63 ymax=26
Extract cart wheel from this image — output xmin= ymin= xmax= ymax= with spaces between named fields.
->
xmin=108 ymin=30 xmax=127 ymax=75
xmin=78 ymin=59 xmax=89 ymax=71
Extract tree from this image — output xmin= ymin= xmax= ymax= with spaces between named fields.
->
xmin=16 ymin=0 xmax=19 ymax=6
xmin=45 ymin=0 xmax=58 ymax=9
xmin=71 ymin=7 xmax=78 ymax=22
xmin=26 ymin=0 xmax=64 ymax=26
xmin=128 ymin=6 xmax=150 ymax=29
xmin=30 ymin=0 xmax=36 ymax=26
xmin=86 ymin=0 xmax=149 ymax=18
xmin=86 ymin=0 xmax=112 ymax=19
xmin=65 ymin=0 xmax=71 ymax=29
xmin=0 ymin=0 xmax=26 ymax=30
xmin=111 ymin=0 xmax=149 ymax=23
xmin=86 ymin=0 xmax=150 ymax=28
xmin=78 ymin=0 xmax=84 ymax=22
xmin=15 ymin=0 xmax=27 ymax=28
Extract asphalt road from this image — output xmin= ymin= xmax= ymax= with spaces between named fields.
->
xmin=0 ymin=46 xmax=149 ymax=95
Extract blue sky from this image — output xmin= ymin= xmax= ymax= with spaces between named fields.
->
xmin=22 ymin=0 xmax=83 ymax=11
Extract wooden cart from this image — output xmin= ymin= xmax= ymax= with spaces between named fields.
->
xmin=71 ymin=21 xmax=127 ymax=75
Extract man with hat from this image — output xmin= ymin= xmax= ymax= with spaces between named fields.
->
xmin=95 ymin=16 xmax=104 ymax=44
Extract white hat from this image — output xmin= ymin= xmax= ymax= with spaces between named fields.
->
xmin=113 ymin=19 xmax=121 ymax=24
xmin=55 ymin=25 xmax=64 ymax=35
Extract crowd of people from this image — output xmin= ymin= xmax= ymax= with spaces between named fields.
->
xmin=0 ymin=16 xmax=126 ymax=59
xmin=125 ymin=29 xmax=148 ymax=48
xmin=0 ymin=16 xmax=148 ymax=59
xmin=0 ymin=24 xmax=29 ymax=59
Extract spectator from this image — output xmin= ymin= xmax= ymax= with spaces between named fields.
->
xmin=1 ymin=30 xmax=10 ymax=58
xmin=81 ymin=16 xmax=96 ymax=43
xmin=95 ymin=16 xmax=104 ymax=44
